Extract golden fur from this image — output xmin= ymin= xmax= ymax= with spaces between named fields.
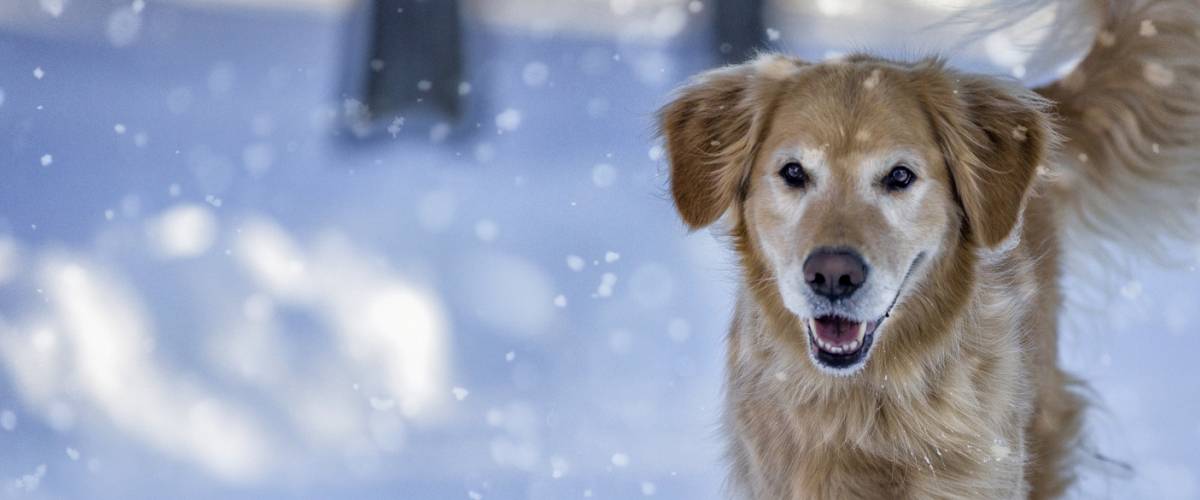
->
xmin=657 ymin=1 xmax=1200 ymax=498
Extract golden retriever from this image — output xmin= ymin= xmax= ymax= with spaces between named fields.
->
xmin=658 ymin=0 xmax=1200 ymax=498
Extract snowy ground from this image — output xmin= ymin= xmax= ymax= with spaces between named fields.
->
xmin=0 ymin=2 xmax=1197 ymax=499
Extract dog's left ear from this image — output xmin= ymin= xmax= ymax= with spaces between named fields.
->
xmin=920 ymin=69 xmax=1053 ymax=248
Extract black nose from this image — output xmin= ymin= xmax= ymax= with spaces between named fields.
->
xmin=803 ymin=249 xmax=868 ymax=300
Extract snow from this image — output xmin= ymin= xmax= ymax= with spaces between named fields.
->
xmin=106 ymin=7 xmax=143 ymax=48
xmin=147 ymin=203 xmax=217 ymax=258
xmin=39 ymin=0 xmax=64 ymax=18
xmin=0 ymin=2 xmax=1194 ymax=499
xmin=494 ymin=108 xmax=522 ymax=132
xmin=611 ymin=453 xmax=630 ymax=467
xmin=591 ymin=163 xmax=617 ymax=188
xmin=0 ymin=410 xmax=15 ymax=431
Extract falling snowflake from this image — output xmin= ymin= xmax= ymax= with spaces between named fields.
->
xmin=1140 ymin=19 xmax=1157 ymax=37
xmin=0 ymin=410 xmax=15 ymax=431
xmin=1144 ymin=61 xmax=1175 ymax=87
xmin=553 ymin=294 xmax=567 ymax=308
xmin=387 ymin=116 xmax=405 ymax=138
xmin=452 ymin=387 xmax=469 ymax=401
xmin=592 ymin=163 xmax=617 ymax=188
xmin=495 ymin=109 xmax=522 ymax=132
xmin=595 ymin=272 xmax=618 ymax=298
xmin=566 ymin=255 xmax=586 ymax=272
xmin=766 ymin=28 xmax=781 ymax=41
xmin=611 ymin=452 xmax=630 ymax=467
xmin=33 ymin=67 xmax=44 ymax=79
xmin=863 ymin=69 xmax=882 ymax=90
xmin=40 ymin=154 xmax=52 ymax=166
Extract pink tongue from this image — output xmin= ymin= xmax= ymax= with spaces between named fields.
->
xmin=812 ymin=317 xmax=863 ymax=348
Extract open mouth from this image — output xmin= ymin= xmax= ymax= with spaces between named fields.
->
xmin=806 ymin=316 xmax=879 ymax=370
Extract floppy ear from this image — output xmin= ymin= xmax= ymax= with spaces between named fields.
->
xmin=920 ymin=70 xmax=1053 ymax=248
xmin=658 ymin=57 xmax=795 ymax=229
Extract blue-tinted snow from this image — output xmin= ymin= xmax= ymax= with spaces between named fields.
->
xmin=0 ymin=2 xmax=1196 ymax=499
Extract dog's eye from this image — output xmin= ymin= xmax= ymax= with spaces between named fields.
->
xmin=779 ymin=162 xmax=807 ymax=188
xmin=883 ymin=165 xmax=916 ymax=191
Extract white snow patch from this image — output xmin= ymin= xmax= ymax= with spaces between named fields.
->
xmin=147 ymin=204 xmax=217 ymax=259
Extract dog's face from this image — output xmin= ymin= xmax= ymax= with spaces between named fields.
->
xmin=742 ymin=67 xmax=955 ymax=374
xmin=660 ymin=55 xmax=1048 ymax=376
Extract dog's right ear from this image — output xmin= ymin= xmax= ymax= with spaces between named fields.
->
xmin=658 ymin=56 xmax=797 ymax=229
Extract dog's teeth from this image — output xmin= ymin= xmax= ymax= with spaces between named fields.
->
xmin=856 ymin=322 xmax=868 ymax=340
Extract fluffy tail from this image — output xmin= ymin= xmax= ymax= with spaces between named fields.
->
xmin=1036 ymin=0 xmax=1200 ymax=264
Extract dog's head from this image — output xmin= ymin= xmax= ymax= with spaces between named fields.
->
xmin=660 ymin=55 xmax=1049 ymax=376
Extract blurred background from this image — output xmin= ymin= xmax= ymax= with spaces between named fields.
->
xmin=0 ymin=0 xmax=1196 ymax=498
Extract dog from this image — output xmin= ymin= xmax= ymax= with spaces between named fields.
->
xmin=658 ymin=0 xmax=1200 ymax=498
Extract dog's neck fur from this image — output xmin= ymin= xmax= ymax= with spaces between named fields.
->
xmin=723 ymin=214 xmax=1037 ymax=499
